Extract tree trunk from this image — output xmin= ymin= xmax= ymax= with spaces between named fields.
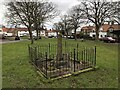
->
xmin=28 ymin=27 xmax=34 ymax=44
xmin=66 ymin=31 xmax=68 ymax=39
xmin=36 ymin=29 xmax=39 ymax=40
xmin=38 ymin=29 xmax=40 ymax=37
xmin=74 ymin=28 xmax=77 ymax=40
xmin=95 ymin=26 xmax=99 ymax=41
xmin=35 ymin=24 xmax=39 ymax=40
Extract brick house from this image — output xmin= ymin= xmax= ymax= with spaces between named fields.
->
xmin=81 ymin=24 xmax=120 ymax=38
xmin=0 ymin=27 xmax=48 ymax=37
xmin=45 ymin=29 xmax=59 ymax=37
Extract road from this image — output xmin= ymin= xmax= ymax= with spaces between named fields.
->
xmin=0 ymin=39 xmax=28 ymax=44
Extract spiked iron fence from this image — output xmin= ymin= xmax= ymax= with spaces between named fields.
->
xmin=28 ymin=42 xmax=96 ymax=79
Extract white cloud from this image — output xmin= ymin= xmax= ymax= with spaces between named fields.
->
xmin=49 ymin=0 xmax=80 ymax=15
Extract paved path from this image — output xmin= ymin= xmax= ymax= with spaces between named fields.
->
xmin=0 ymin=39 xmax=28 ymax=44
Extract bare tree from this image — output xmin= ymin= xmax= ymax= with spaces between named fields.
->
xmin=112 ymin=1 xmax=120 ymax=25
xmin=6 ymin=0 xmax=58 ymax=43
xmin=6 ymin=1 xmax=35 ymax=44
xmin=78 ymin=0 xmax=116 ymax=40
xmin=60 ymin=15 xmax=72 ymax=39
xmin=32 ymin=1 xmax=58 ymax=40
xmin=53 ymin=22 xmax=64 ymax=31
xmin=68 ymin=6 xmax=84 ymax=40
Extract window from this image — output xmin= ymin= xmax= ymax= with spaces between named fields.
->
xmin=101 ymin=35 xmax=103 ymax=37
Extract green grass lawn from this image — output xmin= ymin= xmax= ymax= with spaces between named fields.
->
xmin=2 ymin=38 xmax=118 ymax=88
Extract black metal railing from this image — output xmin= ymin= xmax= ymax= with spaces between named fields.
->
xmin=28 ymin=42 xmax=96 ymax=79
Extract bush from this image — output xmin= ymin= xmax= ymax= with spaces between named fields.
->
xmin=80 ymin=33 xmax=95 ymax=40
xmin=79 ymin=32 xmax=84 ymax=39
xmin=33 ymin=36 xmax=41 ymax=40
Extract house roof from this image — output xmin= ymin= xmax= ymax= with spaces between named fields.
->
xmin=16 ymin=28 xmax=28 ymax=31
xmin=46 ymin=29 xmax=59 ymax=33
xmin=81 ymin=24 xmax=120 ymax=32
xmin=81 ymin=26 xmax=94 ymax=31
xmin=2 ymin=28 xmax=28 ymax=32
xmin=2 ymin=28 xmax=14 ymax=32
xmin=102 ymin=24 xmax=120 ymax=32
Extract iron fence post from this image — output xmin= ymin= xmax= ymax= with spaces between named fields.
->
xmin=94 ymin=46 xmax=96 ymax=67
xmin=35 ymin=46 xmax=37 ymax=66
xmin=86 ymin=47 xmax=87 ymax=68
xmin=45 ymin=52 xmax=48 ymax=77
xmin=77 ymin=43 xmax=78 ymax=61
xmin=83 ymin=48 xmax=85 ymax=68
xmin=28 ymin=44 xmax=30 ymax=55
xmin=82 ymin=51 xmax=83 ymax=62
xmin=49 ymin=43 xmax=50 ymax=58
xmin=74 ymin=49 xmax=76 ymax=72
xmin=28 ymin=44 xmax=30 ymax=60
xmin=65 ymin=41 xmax=66 ymax=53
xmin=71 ymin=52 xmax=72 ymax=71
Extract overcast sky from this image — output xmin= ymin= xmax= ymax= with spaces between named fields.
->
xmin=0 ymin=0 xmax=118 ymax=29
xmin=0 ymin=0 xmax=6 ymax=26
xmin=0 ymin=0 xmax=80 ymax=28
xmin=49 ymin=0 xmax=80 ymax=14
xmin=45 ymin=0 xmax=80 ymax=29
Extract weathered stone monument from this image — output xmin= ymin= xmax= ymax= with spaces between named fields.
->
xmin=56 ymin=33 xmax=68 ymax=69
xmin=57 ymin=33 xmax=62 ymax=61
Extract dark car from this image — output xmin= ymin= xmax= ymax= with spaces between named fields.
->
xmin=48 ymin=36 xmax=54 ymax=38
xmin=15 ymin=36 xmax=20 ymax=40
xmin=99 ymin=37 xmax=116 ymax=43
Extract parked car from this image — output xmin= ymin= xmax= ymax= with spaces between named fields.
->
xmin=68 ymin=35 xmax=75 ymax=39
xmin=99 ymin=37 xmax=116 ymax=43
xmin=48 ymin=36 xmax=54 ymax=38
xmin=112 ymin=37 xmax=120 ymax=43
xmin=15 ymin=36 xmax=20 ymax=40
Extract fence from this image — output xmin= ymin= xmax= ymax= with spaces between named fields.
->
xmin=28 ymin=42 xmax=96 ymax=79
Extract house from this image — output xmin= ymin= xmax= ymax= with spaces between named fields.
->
xmin=17 ymin=28 xmax=29 ymax=36
xmin=46 ymin=29 xmax=59 ymax=37
xmin=102 ymin=24 xmax=120 ymax=38
xmin=81 ymin=24 xmax=120 ymax=38
xmin=18 ymin=28 xmax=47 ymax=37
xmin=40 ymin=30 xmax=46 ymax=36
xmin=2 ymin=27 xmax=13 ymax=37
xmin=81 ymin=26 xmax=95 ymax=35
xmin=89 ymin=25 xmax=108 ymax=38
xmin=0 ymin=27 xmax=46 ymax=37
xmin=1 ymin=27 xmax=28 ymax=37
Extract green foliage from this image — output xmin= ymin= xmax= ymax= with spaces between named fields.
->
xmin=2 ymin=38 xmax=118 ymax=88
